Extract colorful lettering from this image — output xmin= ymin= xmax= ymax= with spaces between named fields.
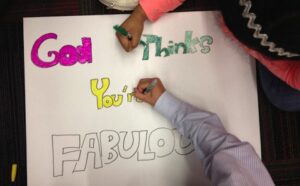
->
xmin=31 ymin=33 xmax=92 ymax=68
xmin=141 ymin=31 xmax=213 ymax=60
xmin=91 ymin=77 xmax=141 ymax=109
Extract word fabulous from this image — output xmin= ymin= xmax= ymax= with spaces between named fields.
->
xmin=31 ymin=33 xmax=92 ymax=68
xmin=52 ymin=128 xmax=194 ymax=177
xmin=141 ymin=31 xmax=213 ymax=60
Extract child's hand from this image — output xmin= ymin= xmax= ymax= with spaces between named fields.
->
xmin=116 ymin=5 xmax=147 ymax=52
xmin=134 ymin=78 xmax=166 ymax=106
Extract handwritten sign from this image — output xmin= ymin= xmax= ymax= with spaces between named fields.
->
xmin=24 ymin=12 xmax=260 ymax=186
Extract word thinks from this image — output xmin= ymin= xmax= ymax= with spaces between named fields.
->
xmin=141 ymin=31 xmax=213 ymax=60
xmin=31 ymin=33 xmax=92 ymax=68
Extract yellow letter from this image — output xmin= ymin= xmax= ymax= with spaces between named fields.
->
xmin=111 ymin=95 xmax=123 ymax=107
xmin=91 ymin=78 xmax=110 ymax=109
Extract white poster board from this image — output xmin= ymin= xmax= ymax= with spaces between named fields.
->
xmin=24 ymin=11 xmax=260 ymax=186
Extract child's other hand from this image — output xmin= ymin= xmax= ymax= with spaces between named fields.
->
xmin=116 ymin=5 xmax=147 ymax=52
xmin=134 ymin=78 xmax=166 ymax=106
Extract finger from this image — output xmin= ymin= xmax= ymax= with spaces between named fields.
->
xmin=137 ymin=78 xmax=152 ymax=92
xmin=133 ymin=88 xmax=148 ymax=101
xmin=116 ymin=33 xmax=131 ymax=52
xmin=130 ymin=33 xmax=141 ymax=49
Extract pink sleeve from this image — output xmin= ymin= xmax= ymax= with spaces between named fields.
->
xmin=139 ymin=0 xmax=185 ymax=21
xmin=254 ymin=55 xmax=300 ymax=91
xmin=219 ymin=17 xmax=300 ymax=90
xmin=242 ymin=45 xmax=300 ymax=91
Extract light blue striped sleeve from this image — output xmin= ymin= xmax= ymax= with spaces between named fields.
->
xmin=154 ymin=91 xmax=274 ymax=186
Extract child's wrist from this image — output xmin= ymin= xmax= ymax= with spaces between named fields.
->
xmin=134 ymin=5 xmax=147 ymax=22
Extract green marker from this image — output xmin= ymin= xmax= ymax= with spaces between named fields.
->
xmin=113 ymin=25 xmax=132 ymax=40
xmin=143 ymin=79 xmax=158 ymax=94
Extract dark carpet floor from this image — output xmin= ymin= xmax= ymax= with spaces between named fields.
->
xmin=0 ymin=0 xmax=300 ymax=185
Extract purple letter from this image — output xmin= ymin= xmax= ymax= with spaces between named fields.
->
xmin=77 ymin=37 xmax=92 ymax=64
xmin=31 ymin=33 xmax=59 ymax=68
xmin=58 ymin=45 xmax=78 ymax=66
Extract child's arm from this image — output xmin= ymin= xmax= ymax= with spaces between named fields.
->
xmin=116 ymin=0 xmax=185 ymax=52
xmin=116 ymin=5 xmax=147 ymax=52
xmin=139 ymin=0 xmax=185 ymax=21
xmin=134 ymin=77 xmax=274 ymax=186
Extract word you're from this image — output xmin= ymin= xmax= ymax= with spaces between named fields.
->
xmin=91 ymin=77 xmax=140 ymax=109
